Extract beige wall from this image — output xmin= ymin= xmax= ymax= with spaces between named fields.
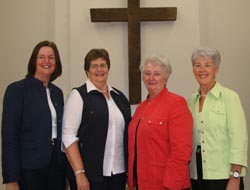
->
xmin=199 ymin=0 xmax=250 ymax=187
xmin=0 ymin=0 xmax=55 ymax=188
xmin=0 ymin=0 xmax=249 ymax=189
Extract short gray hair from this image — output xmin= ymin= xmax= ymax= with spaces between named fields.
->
xmin=140 ymin=55 xmax=172 ymax=80
xmin=191 ymin=46 xmax=221 ymax=68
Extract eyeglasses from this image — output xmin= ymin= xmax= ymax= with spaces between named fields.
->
xmin=90 ymin=63 xmax=108 ymax=70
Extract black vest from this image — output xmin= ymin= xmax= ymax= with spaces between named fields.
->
xmin=74 ymin=84 xmax=131 ymax=182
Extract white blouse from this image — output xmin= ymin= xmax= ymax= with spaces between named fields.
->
xmin=46 ymin=88 xmax=57 ymax=139
xmin=62 ymin=79 xmax=126 ymax=176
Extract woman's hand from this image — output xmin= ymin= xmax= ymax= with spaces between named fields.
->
xmin=6 ymin=182 xmax=20 ymax=190
xmin=226 ymin=178 xmax=240 ymax=190
xmin=75 ymin=173 xmax=90 ymax=190
xmin=227 ymin=164 xmax=242 ymax=190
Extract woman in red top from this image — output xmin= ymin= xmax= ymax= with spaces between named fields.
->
xmin=128 ymin=55 xmax=193 ymax=190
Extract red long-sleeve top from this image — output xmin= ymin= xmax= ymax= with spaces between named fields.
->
xmin=128 ymin=88 xmax=193 ymax=190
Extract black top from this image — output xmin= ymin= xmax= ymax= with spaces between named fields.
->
xmin=74 ymin=84 xmax=131 ymax=182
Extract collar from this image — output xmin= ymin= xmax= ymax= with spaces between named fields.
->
xmin=86 ymin=79 xmax=119 ymax=95
xmin=195 ymin=81 xmax=222 ymax=100
xmin=146 ymin=87 xmax=168 ymax=102
xmin=29 ymin=76 xmax=52 ymax=88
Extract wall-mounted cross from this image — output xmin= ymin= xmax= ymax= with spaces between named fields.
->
xmin=90 ymin=0 xmax=177 ymax=104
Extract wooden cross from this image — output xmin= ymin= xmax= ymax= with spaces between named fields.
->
xmin=90 ymin=0 xmax=177 ymax=104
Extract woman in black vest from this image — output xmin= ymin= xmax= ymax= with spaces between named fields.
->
xmin=62 ymin=49 xmax=131 ymax=190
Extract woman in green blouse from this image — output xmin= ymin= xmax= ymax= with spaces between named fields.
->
xmin=188 ymin=47 xmax=248 ymax=190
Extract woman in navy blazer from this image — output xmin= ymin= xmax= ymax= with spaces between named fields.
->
xmin=2 ymin=41 xmax=66 ymax=190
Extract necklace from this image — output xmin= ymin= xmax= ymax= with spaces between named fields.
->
xmin=99 ymin=88 xmax=108 ymax=93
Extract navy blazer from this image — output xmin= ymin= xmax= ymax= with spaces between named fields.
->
xmin=2 ymin=77 xmax=65 ymax=183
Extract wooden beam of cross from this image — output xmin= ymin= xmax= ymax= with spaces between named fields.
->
xmin=90 ymin=0 xmax=177 ymax=104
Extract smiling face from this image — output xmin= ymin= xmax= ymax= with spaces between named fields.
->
xmin=193 ymin=56 xmax=218 ymax=88
xmin=143 ymin=63 xmax=167 ymax=98
xmin=34 ymin=46 xmax=56 ymax=82
xmin=87 ymin=57 xmax=109 ymax=86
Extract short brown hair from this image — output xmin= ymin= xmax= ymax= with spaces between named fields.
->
xmin=84 ymin=49 xmax=110 ymax=75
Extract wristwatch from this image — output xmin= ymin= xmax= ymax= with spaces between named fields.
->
xmin=230 ymin=171 xmax=240 ymax=179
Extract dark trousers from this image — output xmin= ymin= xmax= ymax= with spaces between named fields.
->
xmin=20 ymin=143 xmax=66 ymax=190
xmin=191 ymin=178 xmax=244 ymax=190
xmin=69 ymin=172 xmax=127 ymax=190
xmin=191 ymin=146 xmax=244 ymax=190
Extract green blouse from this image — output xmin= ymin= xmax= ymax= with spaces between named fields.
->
xmin=188 ymin=82 xmax=248 ymax=180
